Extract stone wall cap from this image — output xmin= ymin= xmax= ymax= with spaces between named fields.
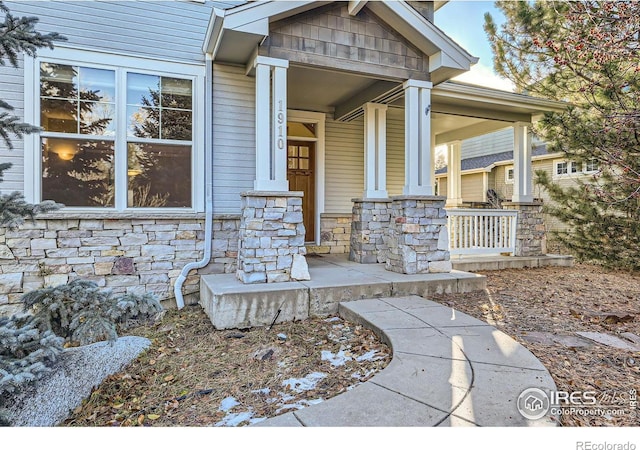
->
xmin=241 ymin=191 xmax=304 ymax=198
xmin=213 ymin=214 xmax=241 ymax=220
xmin=35 ymin=211 xmax=205 ymax=220
xmin=351 ymin=198 xmax=392 ymax=203
xmin=390 ymin=195 xmax=447 ymax=201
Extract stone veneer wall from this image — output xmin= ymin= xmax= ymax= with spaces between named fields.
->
xmin=0 ymin=214 xmax=240 ymax=316
xmin=502 ymin=202 xmax=547 ymax=257
xmin=237 ymin=191 xmax=310 ymax=284
xmin=306 ymin=214 xmax=352 ymax=255
xmin=349 ymin=199 xmax=391 ymax=264
xmin=386 ymin=196 xmax=451 ymax=274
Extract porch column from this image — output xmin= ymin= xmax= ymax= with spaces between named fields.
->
xmin=403 ymin=79 xmax=434 ymax=196
xmin=512 ymin=122 xmax=533 ymax=203
xmin=445 ymin=140 xmax=463 ymax=208
xmin=363 ymin=103 xmax=388 ymax=198
xmin=254 ymin=56 xmax=289 ymax=192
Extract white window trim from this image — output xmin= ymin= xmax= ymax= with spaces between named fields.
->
xmin=553 ymin=158 xmax=598 ymax=179
xmin=505 ymin=165 xmax=514 ymax=184
xmin=24 ymin=47 xmax=206 ymax=213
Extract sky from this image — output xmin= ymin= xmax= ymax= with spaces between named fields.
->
xmin=435 ymin=1 xmax=516 ymax=92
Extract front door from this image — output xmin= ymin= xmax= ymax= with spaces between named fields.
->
xmin=287 ymin=141 xmax=315 ymax=242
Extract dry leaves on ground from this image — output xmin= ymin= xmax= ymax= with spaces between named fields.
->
xmin=431 ymin=263 xmax=640 ymax=426
xmin=63 ymin=308 xmax=390 ymax=427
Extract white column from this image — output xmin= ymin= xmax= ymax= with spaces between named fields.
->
xmin=363 ymin=102 xmax=388 ymax=198
xmin=253 ymin=56 xmax=289 ymax=192
xmin=446 ymin=140 xmax=463 ymax=208
xmin=403 ymin=79 xmax=434 ymax=196
xmin=512 ymin=122 xmax=533 ymax=203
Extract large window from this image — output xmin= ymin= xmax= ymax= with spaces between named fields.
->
xmin=32 ymin=50 xmax=202 ymax=210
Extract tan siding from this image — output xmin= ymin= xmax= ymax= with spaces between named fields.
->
xmin=494 ymin=165 xmax=513 ymax=201
xmin=325 ymin=117 xmax=364 ymax=213
xmin=460 ymin=173 xmax=484 ymax=202
xmin=386 ymin=108 xmax=404 ymax=196
xmin=437 ymin=176 xmax=448 ymax=197
xmin=212 ymin=64 xmax=255 ymax=214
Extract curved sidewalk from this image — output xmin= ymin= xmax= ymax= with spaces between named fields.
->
xmin=255 ymin=295 xmax=558 ymax=427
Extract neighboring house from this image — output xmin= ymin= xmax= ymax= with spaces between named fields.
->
xmin=434 ymin=126 xmax=600 ymax=234
xmin=0 ymin=0 xmax=566 ymax=315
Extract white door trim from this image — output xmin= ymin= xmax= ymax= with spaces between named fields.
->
xmin=287 ymin=110 xmax=326 ymax=245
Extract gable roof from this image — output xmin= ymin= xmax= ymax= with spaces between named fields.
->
xmin=435 ymin=145 xmax=553 ymax=175
xmin=204 ymin=0 xmax=478 ymax=83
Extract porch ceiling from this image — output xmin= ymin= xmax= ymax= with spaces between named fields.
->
xmin=288 ymin=66 xmax=566 ymax=145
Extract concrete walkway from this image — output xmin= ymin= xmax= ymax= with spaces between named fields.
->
xmin=255 ymin=295 xmax=558 ymax=427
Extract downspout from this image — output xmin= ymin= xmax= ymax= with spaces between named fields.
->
xmin=174 ymin=52 xmax=214 ymax=309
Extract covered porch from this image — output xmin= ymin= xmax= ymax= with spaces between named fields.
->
xmin=207 ymin=1 xmax=565 ymax=285
xmin=199 ymin=252 xmax=572 ymax=329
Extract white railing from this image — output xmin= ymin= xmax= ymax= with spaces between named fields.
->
xmin=446 ymin=209 xmax=518 ymax=256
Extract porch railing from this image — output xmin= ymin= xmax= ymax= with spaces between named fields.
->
xmin=446 ymin=208 xmax=518 ymax=256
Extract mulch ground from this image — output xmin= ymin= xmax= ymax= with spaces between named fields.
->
xmin=63 ymin=263 xmax=639 ymax=427
xmin=62 ymin=308 xmax=391 ymax=427
xmin=431 ymin=263 xmax=640 ymax=426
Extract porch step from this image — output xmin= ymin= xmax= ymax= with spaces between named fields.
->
xmin=450 ymin=254 xmax=574 ymax=272
xmin=199 ymin=256 xmax=486 ymax=330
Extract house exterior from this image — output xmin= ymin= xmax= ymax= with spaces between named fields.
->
xmin=0 ymin=0 xmax=566 ymax=315
xmin=434 ymin=126 xmax=600 ymax=236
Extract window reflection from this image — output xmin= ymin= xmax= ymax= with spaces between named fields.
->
xmin=42 ymin=137 xmax=115 ymax=207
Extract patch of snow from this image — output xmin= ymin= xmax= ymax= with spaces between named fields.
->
xmin=249 ymin=417 xmax=267 ymax=425
xmin=251 ymin=387 xmax=271 ymax=395
xmin=275 ymin=398 xmax=324 ymax=414
xmin=282 ymin=372 xmax=327 ymax=393
xmin=356 ymin=350 xmax=381 ymax=362
xmin=277 ymin=333 xmax=287 ymax=340
xmin=218 ymin=396 xmax=240 ymax=412
xmin=321 ymin=349 xmax=352 ymax=367
xmin=215 ymin=410 xmax=254 ymax=427
xmin=324 ymin=317 xmax=341 ymax=322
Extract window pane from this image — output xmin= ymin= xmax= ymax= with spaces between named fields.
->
xmin=288 ymin=158 xmax=298 ymax=169
xmin=40 ymin=98 xmax=78 ymax=133
xmin=161 ymin=77 xmax=192 ymax=110
xmin=299 ymin=159 xmax=309 ymax=170
xmin=299 ymin=146 xmax=309 ymax=158
xmin=557 ymin=162 xmax=567 ymax=175
xmin=127 ymin=73 xmax=160 ymax=106
xmin=42 ymin=137 xmax=115 ymax=207
xmin=80 ymin=101 xmax=115 ymax=136
xmin=40 ymin=63 xmax=77 ymax=99
xmin=127 ymin=105 xmax=159 ymax=139
xmin=161 ymin=109 xmax=192 ymax=140
xmin=78 ymin=67 xmax=115 ymax=102
xmin=127 ymin=143 xmax=191 ymax=207
xmin=570 ymin=162 xmax=579 ymax=173
xmin=288 ymin=146 xmax=298 ymax=157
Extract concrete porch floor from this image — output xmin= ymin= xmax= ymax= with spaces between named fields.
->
xmin=199 ymin=253 xmax=573 ymax=330
xmin=200 ymin=254 xmax=486 ymax=330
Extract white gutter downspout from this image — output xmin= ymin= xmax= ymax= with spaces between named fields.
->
xmin=174 ymin=52 xmax=214 ymax=309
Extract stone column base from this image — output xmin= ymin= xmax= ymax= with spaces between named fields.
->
xmin=349 ymin=198 xmax=391 ymax=264
xmin=237 ymin=191 xmax=310 ymax=284
xmin=502 ymin=201 xmax=547 ymax=257
xmin=386 ymin=196 xmax=451 ymax=274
